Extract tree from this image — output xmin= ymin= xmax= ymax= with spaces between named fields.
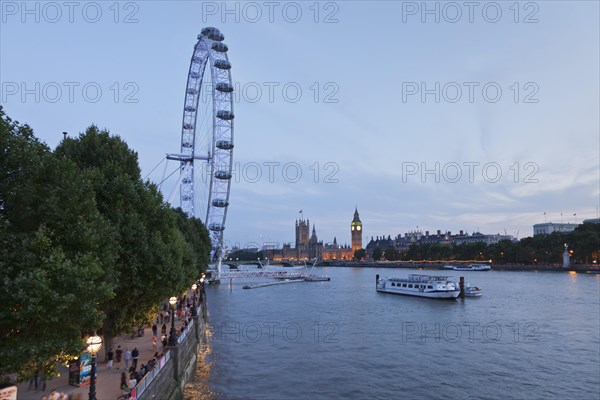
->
xmin=226 ymin=249 xmax=264 ymax=262
xmin=0 ymin=108 xmax=112 ymax=381
xmin=55 ymin=127 xmax=209 ymax=357
xmin=173 ymin=208 xmax=211 ymax=270
xmin=384 ymin=247 xmax=399 ymax=261
xmin=354 ymin=249 xmax=366 ymax=261
xmin=372 ymin=247 xmax=383 ymax=261
xmin=0 ymin=111 xmax=211 ymax=380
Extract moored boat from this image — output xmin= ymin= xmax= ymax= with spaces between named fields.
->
xmin=453 ymin=264 xmax=491 ymax=271
xmin=376 ymin=274 xmax=460 ymax=299
xmin=303 ymin=275 xmax=330 ymax=282
xmin=464 ymin=286 xmax=483 ymax=297
xmin=301 ymin=259 xmax=330 ymax=282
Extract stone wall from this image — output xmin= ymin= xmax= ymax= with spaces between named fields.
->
xmin=136 ymin=302 xmax=206 ymax=400
xmin=135 ymin=357 xmax=179 ymax=400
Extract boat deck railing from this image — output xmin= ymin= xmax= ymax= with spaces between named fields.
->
xmin=219 ymin=270 xmax=304 ymax=279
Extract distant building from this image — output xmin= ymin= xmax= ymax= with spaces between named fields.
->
xmin=322 ymin=208 xmax=362 ymax=260
xmin=533 ymin=222 xmax=579 ymax=236
xmin=309 ymin=225 xmax=322 ymax=260
xmin=295 ymin=218 xmax=311 ymax=259
xmin=366 ymin=229 xmax=513 ymax=258
xmin=265 ymin=209 xmax=363 ymax=261
xmin=321 ymin=237 xmax=353 ymax=261
xmin=365 ymin=235 xmax=395 ymax=258
xmin=351 ymin=208 xmax=363 ymax=251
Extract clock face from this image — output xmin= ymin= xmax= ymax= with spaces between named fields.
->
xmin=351 ymin=226 xmax=355 ymax=231
xmin=357 ymin=226 xmax=361 ymax=231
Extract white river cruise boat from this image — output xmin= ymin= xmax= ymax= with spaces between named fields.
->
xmin=376 ymin=274 xmax=461 ymax=299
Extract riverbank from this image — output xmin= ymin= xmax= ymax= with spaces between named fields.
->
xmin=318 ymin=261 xmax=600 ymax=273
xmin=16 ymin=293 xmax=207 ymax=400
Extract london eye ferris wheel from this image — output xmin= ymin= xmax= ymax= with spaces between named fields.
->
xmin=167 ymin=27 xmax=234 ymax=262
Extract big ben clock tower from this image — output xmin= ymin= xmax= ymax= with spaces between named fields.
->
xmin=351 ymin=207 xmax=362 ymax=251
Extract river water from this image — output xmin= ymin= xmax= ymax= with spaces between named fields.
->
xmin=184 ymin=267 xmax=600 ymax=400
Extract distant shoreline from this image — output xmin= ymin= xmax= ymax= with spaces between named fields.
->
xmin=316 ymin=261 xmax=600 ymax=273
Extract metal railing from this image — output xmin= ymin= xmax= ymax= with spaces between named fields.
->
xmin=125 ymin=350 xmax=171 ymax=400
xmin=219 ymin=270 xmax=304 ymax=279
xmin=177 ymin=319 xmax=194 ymax=344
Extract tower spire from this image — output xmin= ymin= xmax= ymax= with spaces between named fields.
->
xmin=353 ymin=207 xmax=361 ymax=223
xmin=351 ymin=207 xmax=362 ymax=251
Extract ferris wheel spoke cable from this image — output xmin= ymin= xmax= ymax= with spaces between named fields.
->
xmin=158 ymin=166 xmax=181 ymax=187
xmin=144 ymin=157 xmax=166 ymax=181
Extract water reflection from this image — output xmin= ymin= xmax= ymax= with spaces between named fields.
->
xmin=184 ymin=323 xmax=220 ymax=400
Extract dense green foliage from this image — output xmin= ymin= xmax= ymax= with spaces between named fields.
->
xmin=0 ymin=110 xmax=112 ymax=382
xmin=353 ymin=249 xmax=366 ymax=261
xmin=226 ymin=249 xmax=264 ymax=261
xmin=371 ymin=247 xmax=383 ymax=261
xmin=0 ymin=107 xmax=210 ymax=382
xmin=384 ymin=247 xmax=400 ymax=261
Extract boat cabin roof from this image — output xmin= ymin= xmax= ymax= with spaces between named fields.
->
xmin=385 ymin=274 xmax=453 ymax=282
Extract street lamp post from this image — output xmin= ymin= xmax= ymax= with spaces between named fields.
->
xmin=86 ymin=335 xmax=102 ymax=400
xmin=191 ymin=283 xmax=198 ymax=317
xmin=200 ymin=276 xmax=205 ymax=302
xmin=168 ymin=296 xmax=177 ymax=346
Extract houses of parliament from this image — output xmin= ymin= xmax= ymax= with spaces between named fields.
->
xmin=265 ymin=209 xmax=363 ymax=261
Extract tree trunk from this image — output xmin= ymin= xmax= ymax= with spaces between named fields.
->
xmin=102 ymin=317 xmax=115 ymax=362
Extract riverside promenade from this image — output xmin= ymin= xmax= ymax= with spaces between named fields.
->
xmin=16 ymin=312 xmax=194 ymax=400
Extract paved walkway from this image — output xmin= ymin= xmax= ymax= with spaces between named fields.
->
xmin=16 ymin=316 xmax=187 ymax=400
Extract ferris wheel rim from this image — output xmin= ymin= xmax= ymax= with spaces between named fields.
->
xmin=171 ymin=27 xmax=234 ymax=261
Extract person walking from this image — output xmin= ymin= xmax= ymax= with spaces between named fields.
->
xmin=115 ymin=345 xmax=123 ymax=369
xmin=131 ymin=347 xmax=139 ymax=370
xmin=152 ymin=336 xmax=157 ymax=352
xmin=27 ymin=369 xmax=39 ymax=391
xmin=152 ymin=323 xmax=158 ymax=338
xmin=107 ymin=348 xmax=114 ymax=369
xmin=124 ymin=348 xmax=132 ymax=370
xmin=120 ymin=371 xmax=129 ymax=390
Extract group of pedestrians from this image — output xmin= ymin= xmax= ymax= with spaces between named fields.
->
xmin=115 ymin=295 xmax=201 ymax=395
xmin=105 ymin=345 xmax=136 ymax=370
xmin=23 ymin=288 xmax=205 ymax=400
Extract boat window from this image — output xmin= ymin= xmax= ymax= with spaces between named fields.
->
xmin=427 ymin=285 xmax=433 ymax=289
xmin=408 ymin=284 xmax=413 ymax=288
xmin=391 ymin=282 xmax=396 ymax=287
xmin=402 ymin=283 xmax=407 ymax=287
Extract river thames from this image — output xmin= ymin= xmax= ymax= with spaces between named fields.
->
xmin=185 ymin=267 xmax=600 ymax=399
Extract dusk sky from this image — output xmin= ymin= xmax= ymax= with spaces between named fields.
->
xmin=2 ymin=1 xmax=599 ymax=250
